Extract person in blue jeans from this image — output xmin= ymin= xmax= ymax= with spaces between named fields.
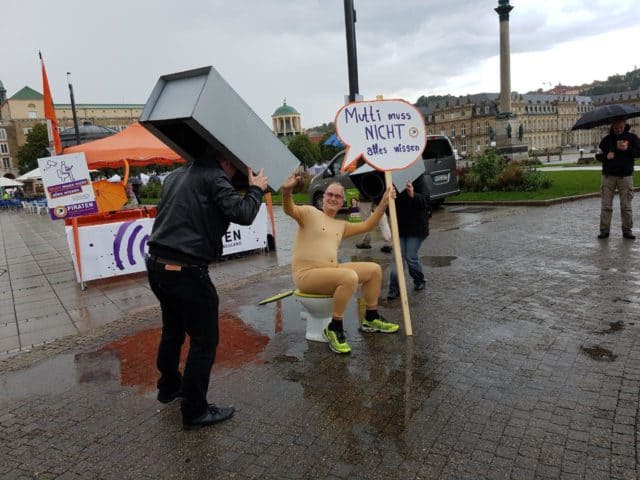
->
xmin=387 ymin=175 xmax=430 ymax=300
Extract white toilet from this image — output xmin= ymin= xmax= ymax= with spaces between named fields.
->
xmin=294 ymin=290 xmax=333 ymax=342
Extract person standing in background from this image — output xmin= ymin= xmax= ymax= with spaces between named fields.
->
xmin=597 ymin=119 xmax=640 ymax=240
xmin=387 ymin=175 xmax=430 ymax=300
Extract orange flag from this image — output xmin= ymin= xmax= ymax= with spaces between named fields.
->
xmin=39 ymin=51 xmax=62 ymax=154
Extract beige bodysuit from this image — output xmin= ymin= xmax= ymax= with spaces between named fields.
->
xmin=284 ymin=194 xmax=385 ymax=318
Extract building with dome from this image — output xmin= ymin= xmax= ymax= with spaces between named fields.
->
xmin=0 ymin=81 xmax=143 ymax=178
xmin=272 ymin=99 xmax=303 ymax=139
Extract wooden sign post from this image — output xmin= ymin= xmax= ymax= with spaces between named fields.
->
xmin=335 ymin=99 xmax=426 ymax=336
xmin=385 ymin=170 xmax=412 ymax=335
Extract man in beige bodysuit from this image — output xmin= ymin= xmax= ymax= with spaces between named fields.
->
xmin=281 ymin=173 xmax=399 ymax=354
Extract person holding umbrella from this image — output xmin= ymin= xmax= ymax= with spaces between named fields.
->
xmin=597 ymin=118 xmax=640 ymax=240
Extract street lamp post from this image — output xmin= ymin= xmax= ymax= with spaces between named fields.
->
xmin=343 ymin=0 xmax=359 ymax=102
xmin=67 ymin=72 xmax=81 ymax=145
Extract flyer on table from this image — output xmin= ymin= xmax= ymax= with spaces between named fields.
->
xmin=37 ymin=152 xmax=98 ymax=220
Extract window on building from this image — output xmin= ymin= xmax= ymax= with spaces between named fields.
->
xmin=461 ymin=124 xmax=466 ymax=137
xmin=476 ymin=123 xmax=481 ymax=134
xmin=0 ymin=129 xmax=5 ymax=141
xmin=0 ymin=144 xmax=8 ymax=154
xmin=23 ymin=128 xmax=32 ymax=136
xmin=460 ymin=110 xmax=465 ymax=117
xmin=2 ymin=157 xmax=9 ymax=169
xmin=28 ymin=111 xmax=37 ymax=119
xmin=485 ymin=123 xmax=490 ymax=133
xmin=440 ymin=114 xmax=444 ymax=120
xmin=451 ymin=127 xmax=456 ymax=138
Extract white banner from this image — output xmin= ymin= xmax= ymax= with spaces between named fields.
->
xmin=65 ymin=204 xmax=269 ymax=282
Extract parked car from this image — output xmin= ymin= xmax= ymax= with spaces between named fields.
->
xmin=308 ymin=134 xmax=460 ymax=209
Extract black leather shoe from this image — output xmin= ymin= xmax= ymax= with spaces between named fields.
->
xmin=183 ymin=405 xmax=234 ymax=430
xmin=356 ymin=243 xmax=372 ymax=249
xmin=157 ymin=387 xmax=183 ymax=404
xmin=597 ymin=231 xmax=609 ymax=239
xmin=623 ymin=232 xmax=636 ymax=240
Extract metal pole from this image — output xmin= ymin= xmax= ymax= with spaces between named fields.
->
xmin=343 ymin=0 xmax=359 ymax=102
xmin=67 ymin=72 xmax=81 ymax=145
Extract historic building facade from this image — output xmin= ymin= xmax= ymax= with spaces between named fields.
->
xmin=418 ymin=89 xmax=640 ymax=158
xmin=0 ymin=83 xmax=143 ymax=177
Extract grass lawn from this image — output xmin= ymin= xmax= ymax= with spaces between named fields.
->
xmin=452 ymin=170 xmax=640 ymax=202
xmin=268 ymin=192 xmax=309 ymax=204
xmin=144 ymin=170 xmax=640 ymax=205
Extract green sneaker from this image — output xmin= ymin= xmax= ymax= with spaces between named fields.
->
xmin=361 ymin=316 xmax=400 ymax=333
xmin=323 ymin=327 xmax=351 ymax=354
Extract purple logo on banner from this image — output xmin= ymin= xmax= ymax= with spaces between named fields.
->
xmin=112 ymin=221 xmax=149 ymax=270
xmin=50 ymin=201 xmax=98 ymax=220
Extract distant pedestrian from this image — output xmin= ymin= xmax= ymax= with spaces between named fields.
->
xmin=387 ymin=176 xmax=430 ymax=300
xmin=597 ymin=119 xmax=640 ymax=240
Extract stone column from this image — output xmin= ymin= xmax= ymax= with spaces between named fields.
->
xmin=495 ymin=0 xmax=513 ymax=116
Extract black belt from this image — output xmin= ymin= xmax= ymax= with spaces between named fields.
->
xmin=147 ymin=254 xmax=207 ymax=269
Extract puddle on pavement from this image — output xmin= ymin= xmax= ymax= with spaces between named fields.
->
xmin=613 ymin=297 xmax=633 ymax=303
xmin=0 ymin=310 xmax=271 ymax=400
xmin=593 ymin=320 xmax=624 ymax=335
xmin=580 ymin=345 xmax=618 ymax=362
xmin=421 ymin=255 xmax=456 ymax=267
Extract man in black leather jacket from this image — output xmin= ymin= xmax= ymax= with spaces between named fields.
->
xmin=146 ymin=151 xmax=267 ymax=429
xmin=597 ymin=120 xmax=640 ymax=240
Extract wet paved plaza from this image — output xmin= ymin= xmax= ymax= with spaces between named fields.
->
xmin=1 ymin=198 xmax=640 ymax=479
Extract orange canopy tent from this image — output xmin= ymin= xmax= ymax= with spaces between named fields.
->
xmin=63 ymin=121 xmax=184 ymax=169
xmin=63 ymin=122 xmax=185 ymax=212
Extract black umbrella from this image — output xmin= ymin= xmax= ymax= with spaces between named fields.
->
xmin=571 ymin=103 xmax=640 ymax=130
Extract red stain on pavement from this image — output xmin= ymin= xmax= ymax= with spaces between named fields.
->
xmin=98 ymin=311 xmax=269 ymax=393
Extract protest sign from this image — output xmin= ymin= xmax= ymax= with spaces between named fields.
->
xmin=38 ymin=153 xmax=97 ymax=220
xmin=335 ymin=99 xmax=426 ymax=173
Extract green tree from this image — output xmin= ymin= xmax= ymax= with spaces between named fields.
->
xmin=17 ymin=123 xmax=50 ymax=173
xmin=287 ymin=134 xmax=321 ymax=168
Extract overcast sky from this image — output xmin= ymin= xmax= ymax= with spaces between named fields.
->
xmin=2 ymin=0 xmax=639 ymax=128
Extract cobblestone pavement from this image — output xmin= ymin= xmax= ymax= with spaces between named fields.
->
xmin=1 ymin=198 xmax=640 ymax=480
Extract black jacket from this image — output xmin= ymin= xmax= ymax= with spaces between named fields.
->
xmin=598 ymin=124 xmax=640 ymax=177
xmin=395 ymin=175 xmax=430 ymax=238
xmin=148 ymin=160 xmax=263 ymax=264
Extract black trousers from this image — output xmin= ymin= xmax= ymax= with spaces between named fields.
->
xmin=146 ymin=256 xmax=219 ymax=420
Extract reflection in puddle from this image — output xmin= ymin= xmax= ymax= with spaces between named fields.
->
xmin=96 ymin=311 xmax=270 ymax=393
xmin=1 ymin=311 xmax=270 ymax=400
